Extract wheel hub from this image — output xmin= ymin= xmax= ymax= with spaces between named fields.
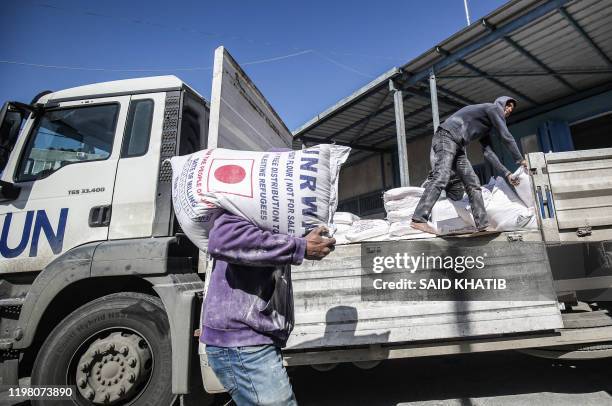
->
xmin=75 ymin=331 xmax=152 ymax=405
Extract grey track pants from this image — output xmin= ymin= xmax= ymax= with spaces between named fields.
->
xmin=412 ymin=128 xmax=488 ymax=228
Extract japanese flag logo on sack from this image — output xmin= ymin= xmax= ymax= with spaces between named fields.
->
xmin=207 ymin=158 xmax=254 ymax=197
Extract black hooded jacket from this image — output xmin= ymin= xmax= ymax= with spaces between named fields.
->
xmin=440 ymin=96 xmax=523 ymax=177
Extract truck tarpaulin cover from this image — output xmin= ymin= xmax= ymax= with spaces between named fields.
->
xmin=170 ymin=144 xmax=351 ymax=249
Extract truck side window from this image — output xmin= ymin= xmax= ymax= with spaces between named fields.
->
xmin=121 ymin=99 xmax=153 ymax=158
xmin=15 ymin=104 xmax=119 ymax=182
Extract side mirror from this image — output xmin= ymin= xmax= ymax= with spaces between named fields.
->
xmin=0 ymin=102 xmax=27 ymax=173
xmin=0 ymin=180 xmax=20 ymax=202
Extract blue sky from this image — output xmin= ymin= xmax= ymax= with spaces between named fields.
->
xmin=1 ymin=0 xmax=507 ymax=130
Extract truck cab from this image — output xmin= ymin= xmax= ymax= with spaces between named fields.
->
xmin=1 ymin=76 xmax=209 ymax=268
xmin=0 ymin=76 xmax=210 ymax=405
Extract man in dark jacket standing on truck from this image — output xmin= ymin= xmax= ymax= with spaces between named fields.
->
xmin=411 ymin=96 xmax=527 ymax=234
xmin=201 ymin=212 xmax=335 ymax=405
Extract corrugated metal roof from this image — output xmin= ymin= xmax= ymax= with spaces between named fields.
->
xmin=293 ymin=0 xmax=612 ymax=157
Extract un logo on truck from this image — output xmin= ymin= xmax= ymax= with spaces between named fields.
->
xmin=0 ymin=208 xmax=68 ymax=258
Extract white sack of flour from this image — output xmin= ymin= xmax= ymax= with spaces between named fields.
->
xmin=509 ymin=166 xmax=535 ymax=208
xmin=383 ymin=186 xmax=424 ymax=202
xmin=171 ymin=145 xmax=351 ymax=250
xmin=333 ymin=212 xmax=360 ymax=225
xmin=345 ymin=220 xmax=390 ymax=242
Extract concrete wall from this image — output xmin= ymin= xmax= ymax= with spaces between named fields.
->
xmin=406 ymin=135 xmax=431 ymax=186
xmin=338 ymin=153 xmax=391 ymax=200
xmin=338 ymin=135 xmax=434 ymax=200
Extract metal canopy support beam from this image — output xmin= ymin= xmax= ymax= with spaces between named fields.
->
xmin=323 ymin=92 xmax=408 ymax=142
xmin=400 ymin=86 xmax=467 ymax=109
xmin=502 ymin=36 xmax=577 ymax=91
xmin=353 ymin=104 xmax=431 ymax=144
xmin=293 ymin=67 xmax=402 ymax=139
xmin=390 ymin=79 xmax=410 ymax=186
xmin=380 ymin=152 xmax=386 ymax=189
xmin=434 ymin=83 xmax=477 ymax=106
xmin=401 ymin=0 xmax=571 ymax=89
xmin=429 ymin=70 xmax=440 ymax=133
xmin=323 ymin=86 xmax=454 ymax=144
xmin=372 ymin=109 xmax=456 ymax=146
xmin=435 ymin=69 xmax=612 ymax=78
xmin=559 ymin=7 xmax=612 ymax=68
xmin=352 ymin=93 xmax=394 ymax=141
xmin=447 ymin=54 xmax=538 ymax=105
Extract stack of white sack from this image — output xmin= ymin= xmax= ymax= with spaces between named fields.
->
xmin=383 ymin=187 xmax=436 ymax=238
xmin=431 ymin=198 xmax=476 ymax=235
xmin=170 ymin=144 xmax=351 ymax=251
xmin=345 ymin=220 xmax=390 ymax=242
xmin=450 ymin=166 xmax=536 ymax=231
xmin=449 ymin=187 xmax=493 ymax=228
xmin=487 ymin=167 xmax=537 ymax=231
xmin=332 ymin=212 xmax=360 ymax=244
xmin=383 ymin=165 xmax=537 ymax=236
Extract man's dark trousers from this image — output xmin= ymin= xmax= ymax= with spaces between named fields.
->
xmin=412 ymin=127 xmax=488 ymax=228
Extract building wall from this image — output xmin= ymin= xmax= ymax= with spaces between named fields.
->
xmin=338 ymin=131 xmax=489 ymax=202
xmin=338 ymin=153 xmax=389 ymax=200
xmin=406 ymin=135 xmax=431 ymax=186
xmin=494 ymin=90 xmax=612 ymax=167
xmin=509 ymin=90 xmax=612 ymax=140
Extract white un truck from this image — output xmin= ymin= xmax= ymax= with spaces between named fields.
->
xmin=1 ymin=46 xmax=612 ymax=405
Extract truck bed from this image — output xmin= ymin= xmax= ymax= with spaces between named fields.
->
xmin=287 ymin=231 xmax=563 ymax=350
xmin=286 ymin=148 xmax=612 ymax=352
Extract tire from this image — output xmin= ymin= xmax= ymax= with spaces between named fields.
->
xmin=31 ymin=292 xmax=176 ymax=406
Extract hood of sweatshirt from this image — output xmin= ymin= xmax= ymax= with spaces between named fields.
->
xmin=494 ymin=96 xmax=517 ymax=114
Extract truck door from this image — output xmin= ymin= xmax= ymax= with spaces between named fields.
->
xmin=0 ymin=96 xmax=129 ymax=273
xmin=108 ymin=93 xmax=164 ymax=239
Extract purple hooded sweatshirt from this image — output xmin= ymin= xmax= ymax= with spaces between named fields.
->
xmin=200 ymin=212 xmax=307 ymax=348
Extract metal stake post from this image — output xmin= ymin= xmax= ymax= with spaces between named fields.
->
xmin=389 ymin=79 xmax=410 ymax=186
xmin=429 ymin=69 xmax=440 ymax=133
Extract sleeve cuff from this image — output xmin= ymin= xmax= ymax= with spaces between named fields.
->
xmin=292 ymin=237 xmax=307 ymax=265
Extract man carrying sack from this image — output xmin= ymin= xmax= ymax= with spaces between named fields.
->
xmin=411 ymin=96 xmax=527 ymax=235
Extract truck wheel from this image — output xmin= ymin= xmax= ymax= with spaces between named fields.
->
xmin=31 ymin=292 xmax=175 ymax=406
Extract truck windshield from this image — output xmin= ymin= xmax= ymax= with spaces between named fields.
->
xmin=15 ymin=103 xmax=119 ymax=182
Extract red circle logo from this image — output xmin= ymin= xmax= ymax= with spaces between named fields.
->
xmin=214 ymin=164 xmax=246 ymax=184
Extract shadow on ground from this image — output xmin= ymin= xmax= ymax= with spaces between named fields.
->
xmin=288 ymin=350 xmax=612 ymax=406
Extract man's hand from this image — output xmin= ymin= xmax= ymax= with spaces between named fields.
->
xmin=305 ymin=226 xmax=336 ymax=260
xmin=507 ymin=173 xmax=520 ymax=186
